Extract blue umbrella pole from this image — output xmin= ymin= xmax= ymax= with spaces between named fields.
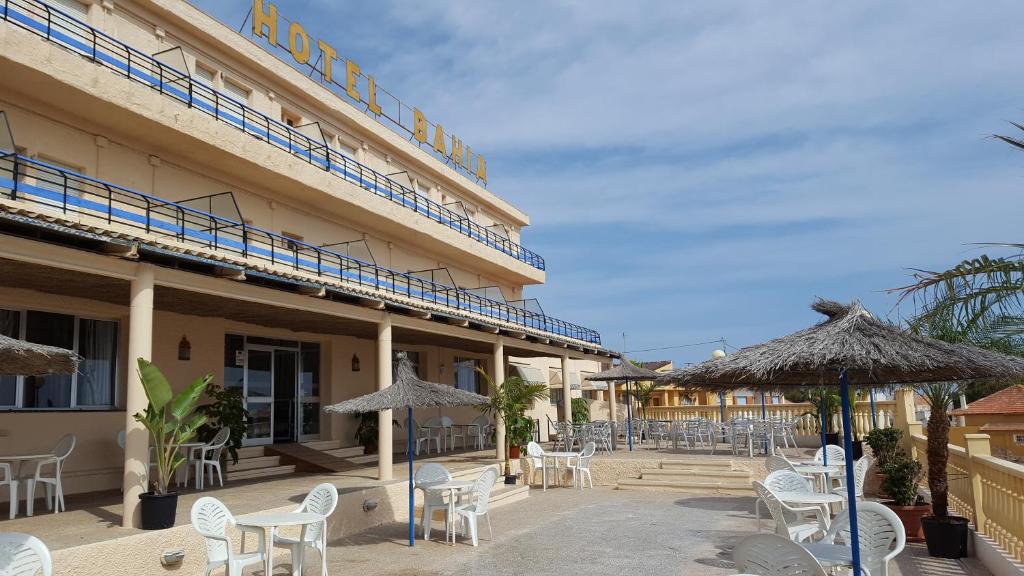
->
xmin=625 ymin=382 xmax=635 ymax=451
xmin=819 ymin=399 xmax=828 ymax=466
xmin=869 ymin=390 xmax=878 ymax=430
xmin=839 ymin=371 xmax=862 ymax=576
xmin=408 ymin=406 xmax=414 ymax=548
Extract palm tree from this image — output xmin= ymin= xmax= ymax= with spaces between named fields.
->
xmin=476 ymin=369 xmax=548 ymax=477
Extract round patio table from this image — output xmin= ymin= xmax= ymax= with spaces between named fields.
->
xmin=235 ymin=511 xmax=324 ymax=576
xmin=538 ymin=452 xmax=579 ymax=491
xmin=417 ymin=480 xmax=473 ymax=545
xmin=800 ymin=542 xmax=855 ymax=571
xmin=792 ymin=463 xmax=843 ymax=493
xmin=0 ymin=453 xmax=54 ymax=517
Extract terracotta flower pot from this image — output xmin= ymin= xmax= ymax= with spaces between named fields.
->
xmin=509 ymin=445 xmax=521 ymax=459
xmin=884 ymin=501 xmax=930 ymax=542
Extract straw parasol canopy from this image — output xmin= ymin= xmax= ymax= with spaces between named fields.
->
xmin=585 ymin=356 xmax=661 ymax=382
xmin=658 ymin=299 xmax=1024 ymax=390
xmin=0 ymin=334 xmax=79 ymax=376
xmin=324 ymin=353 xmax=490 ymax=414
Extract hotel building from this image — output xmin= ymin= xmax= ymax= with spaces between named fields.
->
xmin=0 ymin=0 xmax=612 ymax=526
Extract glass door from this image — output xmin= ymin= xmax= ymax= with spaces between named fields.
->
xmin=273 ymin=349 xmax=298 ymax=444
xmin=244 ymin=347 xmax=274 ymax=446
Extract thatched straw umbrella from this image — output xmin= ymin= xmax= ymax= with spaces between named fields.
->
xmin=0 ymin=334 xmax=79 ymax=375
xmin=586 ymin=356 xmax=661 ymax=451
xmin=658 ymin=298 xmax=1024 ymax=576
xmin=323 ymin=353 xmax=489 ymax=547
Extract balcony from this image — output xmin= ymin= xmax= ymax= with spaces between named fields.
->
xmin=0 ymin=0 xmax=546 ymax=271
xmin=0 ymin=151 xmax=601 ymax=345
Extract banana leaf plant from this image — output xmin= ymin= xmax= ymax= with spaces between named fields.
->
xmin=133 ymin=358 xmax=212 ymax=495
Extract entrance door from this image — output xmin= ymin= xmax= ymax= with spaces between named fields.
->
xmin=273 ymin=349 xmax=298 ymax=444
xmin=244 ymin=347 xmax=274 ymax=446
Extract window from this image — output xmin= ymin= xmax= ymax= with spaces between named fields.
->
xmin=549 ymin=388 xmax=563 ymax=407
xmin=281 ymin=109 xmax=301 ymax=128
xmin=194 ymin=64 xmax=216 ymax=87
xmin=33 ymin=157 xmax=83 ymax=209
xmin=223 ymin=78 xmax=250 ymax=104
xmin=224 ymin=334 xmax=245 ymax=389
xmin=454 ymin=357 xmax=483 ymax=394
xmin=1015 ymin=434 xmax=1024 ymax=446
xmin=1 ymin=308 xmax=118 ymax=409
xmin=50 ymin=0 xmax=88 ymax=20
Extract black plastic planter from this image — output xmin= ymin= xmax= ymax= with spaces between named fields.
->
xmin=139 ymin=492 xmax=178 ymax=530
xmin=504 ymin=475 xmax=517 ymax=485
xmin=922 ymin=515 xmax=969 ymax=559
xmin=851 ymin=440 xmax=864 ymax=460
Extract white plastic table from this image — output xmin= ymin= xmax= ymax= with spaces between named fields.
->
xmin=775 ymin=490 xmax=844 ymax=520
xmin=0 ymin=453 xmax=53 ymax=517
xmin=538 ymin=452 xmax=579 ymax=490
xmin=235 ymin=511 xmax=324 ymax=576
xmin=417 ymin=480 xmax=473 ymax=544
xmin=174 ymin=442 xmax=205 ymax=488
xmin=800 ymin=542 xmax=854 ymax=571
xmin=792 ymin=463 xmax=843 ymax=493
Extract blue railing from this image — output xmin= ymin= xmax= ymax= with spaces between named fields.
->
xmin=0 ymin=0 xmax=545 ymax=271
xmin=0 ymin=152 xmax=601 ymax=345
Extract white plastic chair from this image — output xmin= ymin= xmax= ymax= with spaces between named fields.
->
xmin=753 ymin=481 xmax=829 ymax=543
xmin=0 ymin=532 xmax=53 ymax=576
xmin=733 ymin=533 xmax=827 ymax=576
xmin=24 ymin=434 xmax=75 ymax=516
xmin=455 ymin=468 xmax=498 ymax=546
xmin=274 ymin=483 xmax=338 ymax=576
xmin=468 ymin=415 xmax=491 ymax=450
xmin=440 ymin=416 xmax=465 ymax=451
xmin=832 ymin=456 xmax=871 ymax=506
xmin=814 ymin=445 xmax=845 ymax=465
xmin=190 ymin=497 xmax=265 ymax=576
xmin=1 ymin=462 xmax=18 ymax=520
xmin=765 ymin=455 xmax=795 ymax=474
xmin=414 ymin=463 xmax=452 ymax=540
xmin=525 ymin=441 xmax=547 ymax=486
xmin=813 ymin=501 xmax=905 ymax=576
xmin=192 ymin=428 xmax=230 ymax=490
xmin=567 ymin=441 xmax=595 ymax=489
xmin=411 ymin=417 xmax=442 ymax=455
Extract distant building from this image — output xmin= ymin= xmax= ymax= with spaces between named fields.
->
xmin=952 ymin=385 xmax=1024 ymax=460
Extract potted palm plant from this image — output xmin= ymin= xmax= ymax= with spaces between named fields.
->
xmin=916 ymin=382 xmax=971 ymax=558
xmin=134 ymin=358 xmax=211 ymax=530
xmin=477 ymin=369 xmax=548 ymax=483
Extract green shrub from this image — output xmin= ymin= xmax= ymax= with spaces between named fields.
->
xmin=571 ymin=397 xmax=590 ymax=424
xmin=881 ymin=452 xmax=924 ymax=506
xmin=864 ymin=426 xmax=902 ymax=470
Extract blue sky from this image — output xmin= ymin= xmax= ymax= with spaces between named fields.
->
xmin=193 ymin=1 xmax=1024 ymax=365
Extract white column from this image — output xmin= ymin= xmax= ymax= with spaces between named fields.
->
xmin=122 ymin=265 xmax=154 ymax=528
xmin=492 ymin=337 xmax=505 ymax=461
xmin=608 ymin=382 xmax=617 ymax=423
xmin=377 ymin=313 xmax=393 ymax=481
xmin=561 ymin=354 xmax=571 ymax=422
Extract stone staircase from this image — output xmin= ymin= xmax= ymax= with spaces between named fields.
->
xmin=616 ymin=459 xmax=753 ymax=495
xmin=224 ymin=446 xmax=297 ymax=482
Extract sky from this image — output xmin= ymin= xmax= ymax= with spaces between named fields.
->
xmin=192 ymin=1 xmax=1024 ymax=366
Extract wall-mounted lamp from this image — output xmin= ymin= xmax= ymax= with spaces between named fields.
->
xmin=178 ymin=335 xmax=191 ymax=361
xmin=351 ymin=353 xmax=361 ymax=372
xmin=439 ymin=363 xmax=446 ymax=376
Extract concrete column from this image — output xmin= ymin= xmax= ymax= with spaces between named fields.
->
xmin=122 ymin=265 xmax=154 ymax=528
xmin=561 ymin=355 xmax=571 ymax=422
xmin=894 ymin=387 xmax=918 ymax=455
xmin=492 ymin=337 xmax=505 ymax=461
xmin=377 ymin=313 xmax=393 ymax=481
xmin=608 ymin=382 xmax=617 ymax=423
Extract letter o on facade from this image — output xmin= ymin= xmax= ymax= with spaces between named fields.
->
xmin=289 ymin=21 xmax=310 ymax=64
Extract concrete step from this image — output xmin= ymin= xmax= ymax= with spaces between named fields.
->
xmin=617 ymin=478 xmax=753 ymax=495
xmin=227 ymin=455 xmax=282 ymax=472
xmin=301 ymin=439 xmax=348 ymax=451
xmin=660 ymin=459 xmax=734 ymax=471
xmin=642 ymin=468 xmax=751 ymax=480
xmin=226 ymin=464 xmax=297 ymax=481
xmin=323 ymin=446 xmax=366 ymax=458
xmin=235 ymin=446 xmax=266 ymax=459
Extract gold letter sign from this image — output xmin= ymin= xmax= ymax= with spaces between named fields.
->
xmin=248 ymin=1 xmax=487 ymax=184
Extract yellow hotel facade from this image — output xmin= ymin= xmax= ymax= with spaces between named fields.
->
xmin=0 ymin=0 xmax=612 ymax=526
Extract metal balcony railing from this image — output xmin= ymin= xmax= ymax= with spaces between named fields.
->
xmin=0 ymin=152 xmax=601 ymax=345
xmin=0 ymin=0 xmax=546 ymax=271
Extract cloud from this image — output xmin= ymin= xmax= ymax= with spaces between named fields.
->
xmin=195 ymin=0 xmax=1024 ymax=365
